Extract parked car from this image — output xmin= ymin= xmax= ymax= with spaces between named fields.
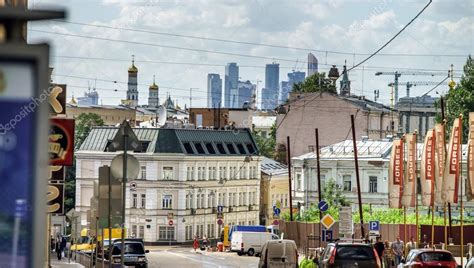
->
xmin=231 ymin=231 xmax=279 ymax=256
xmin=318 ymin=242 xmax=381 ymax=268
xmin=258 ymin=239 xmax=298 ymax=268
xmin=109 ymin=239 xmax=149 ymax=268
xmin=401 ymin=249 xmax=456 ymax=268
xmin=466 ymin=256 xmax=474 ymax=268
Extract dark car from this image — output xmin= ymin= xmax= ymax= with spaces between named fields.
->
xmin=401 ymin=249 xmax=456 ymax=268
xmin=318 ymin=242 xmax=381 ymax=268
xmin=109 ymin=239 xmax=149 ymax=268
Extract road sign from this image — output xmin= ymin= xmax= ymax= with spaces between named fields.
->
xmin=275 ymin=200 xmax=281 ymax=209
xmin=167 ymin=212 xmax=174 ymax=220
xmin=339 ymin=207 xmax=353 ymax=238
xmin=168 ymin=220 xmax=174 ymax=226
xmin=369 ymin=221 xmax=380 ymax=234
xmin=272 ymin=220 xmax=279 ymax=226
xmin=217 ymin=212 xmax=224 ymax=219
xmin=318 ymin=200 xmax=329 ymax=212
xmin=108 ymin=120 xmax=142 ymax=152
xmin=273 ymin=207 xmax=281 ymax=216
xmin=130 ymin=182 xmax=137 ymax=191
xmin=217 ymin=219 xmax=223 ymax=225
xmin=322 ymin=229 xmax=333 ymax=242
xmin=321 ymin=214 xmax=335 ymax=229
xmin=217 ymin=205 xmax=224 ymax=213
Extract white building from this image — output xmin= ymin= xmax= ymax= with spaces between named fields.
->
xmin=292 ymin=138 xmax=470 ymax=210
xmin=75 ymin=127 xmax=261 ymax=243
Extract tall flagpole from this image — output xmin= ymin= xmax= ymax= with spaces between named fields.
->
xmin=441 ymin=96 xmax=448 ymax=246
xmin=460 ymin=115 xmax=464 ymax=267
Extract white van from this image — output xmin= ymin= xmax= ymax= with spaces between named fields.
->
xmin=258 ymin=239 xmax=298 ymax=268
xmin=231 ymin=231 xmax=279 ymax=256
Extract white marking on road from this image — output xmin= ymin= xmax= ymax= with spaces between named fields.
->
xmin=166 ymin=251 xmax=219 ymax=267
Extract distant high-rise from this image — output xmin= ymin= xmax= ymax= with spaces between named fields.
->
xmin=307 ymin=53 xmax=318 ymax=77
xmin=148 ymin=75 xmax=159 ymax=107
xmin=207 ymin=73 xmax=222 ymax=108
xmin=126 ymin=56 xmax=139 ymax=107
xmin=237 ymin=80 xmax=256 ymax=108
xmin=262 ymin=63 xmax=279 ymax=110
xmin=225 ymin=63 xmax=239 ymax=108
xmin=77 ymin=86 xmax=99 ymax=105
xmin=279 ymin=70 xmax=305 ymax=104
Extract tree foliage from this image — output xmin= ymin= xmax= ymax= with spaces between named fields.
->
xmin=292 ymin=72 xmax=337 ymax=94
xmin=253 ymin=123 xmax=276 ymax=158
xmin=437 ymin=55 xmax=474 ymax=141
xmin=65 ymin=113 xmax=105 ymax=213
xmin=74 ymin=113 xmax=105 ymax=150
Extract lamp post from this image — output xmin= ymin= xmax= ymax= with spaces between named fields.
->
xmin=328 ymin=65 xmax=340 ymax=86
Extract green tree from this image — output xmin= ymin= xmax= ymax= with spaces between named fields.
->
xmin=65 ymin=113 xmax=105 ymax=213
xmin=292 ymin=72 xmax=337 ymax=94
xmin=253 ymin=123 xmax=276 ymax=158
xmin=437 ymin=55 xmax=474 ymax=141
xmin=74 ymin=113 xmax=105 ymax=150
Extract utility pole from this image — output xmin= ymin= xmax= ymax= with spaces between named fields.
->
xmin=120 ymin=132 xmax=128 ymax=267
xmin=286 ymin=136 xmax=293 ymax=221
xmin=350 ymin=115 xmax=365 ymax=238
xmin=315 ymin=129 xmax=322 ymax=245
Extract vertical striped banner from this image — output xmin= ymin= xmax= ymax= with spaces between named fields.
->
xmin=442 ymin=117 xmax=462 ymax=204
xmin=467 ymin=113 xmax=474 ymax=201
xmin=421 ymin=129 xmax=436 ymax=206
xmin=434 ymin=124 xmax=446 ymax=205
xmin=402 ymin=133 xmax=417 ymax=208
xmin=389 ymin=139 xmax=404 ymax=208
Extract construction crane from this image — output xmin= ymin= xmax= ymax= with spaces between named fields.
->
xmin=388 ymin=81 xmax=442 ymax=98
xmin=375 ymin=71 xmax=448 ymax=104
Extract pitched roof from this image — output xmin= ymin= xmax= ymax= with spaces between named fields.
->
xmin=261 ymin=157 xmax=288 ymax=176
xmin=79 ymin=127 xmax=259 ymax=156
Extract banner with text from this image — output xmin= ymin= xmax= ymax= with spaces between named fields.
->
xmin=467 ymin=113 xmax=474 ymax=201
xmin=434 ymin=123 xmax=446 ymax=205
xmin=442 ymin=117 xmax=462 ymax=204
xmin=402 ymin=133 xmax=417 ymax=208
xmin=389 ymin=139 xmax=404 ymax=208
xmin=421 ymin=129 xmax=436 ymax=206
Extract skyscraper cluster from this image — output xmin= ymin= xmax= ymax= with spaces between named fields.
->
xmin=207 ymin=53 xmax=319 ymax=110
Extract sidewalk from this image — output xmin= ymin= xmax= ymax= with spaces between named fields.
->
xmin=50 ymin=253 xmax=84 ymax=268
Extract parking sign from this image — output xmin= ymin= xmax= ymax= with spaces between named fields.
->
xmin=369 ymin=221 xmax=380 ymax=234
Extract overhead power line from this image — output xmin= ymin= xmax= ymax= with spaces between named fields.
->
xmin=51 ymin=55 xmax=463 ymax=73
xmin=348 ymin=0 xmax=433 ymax=72
xmin=49 ymin=19 xmax=466 ymax=58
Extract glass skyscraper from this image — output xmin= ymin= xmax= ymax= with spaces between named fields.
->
xmin=262 ymin=63 xmax=279 ymax=110
xmin=207 ymin=73 xmax=222 ymax=108
xmin=224 ymin=63 xmax=239 ymax=108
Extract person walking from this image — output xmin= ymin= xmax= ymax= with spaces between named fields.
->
xmin=383 ymin=240 xmax=394 ymax=268
xmin=391 ymin=236 xmax=404 ymax=266
xmin=55 ymin=236 xmax=62 ymax=260
xmin=374 ymin=237 xmax=385 ymax=264
xmin=406 ymin=236 xmax=416 ymax=254
xmin=193 ymin=236 xmax=199 ymax=253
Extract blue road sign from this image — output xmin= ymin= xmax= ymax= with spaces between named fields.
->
xmin=217 ymin=205 xmax=224 ymax=213
xmin=274 ymin=207 xmax=281 ymax=216
xmin=369 ymin=221 xmax=380 ymax=232
xmin=322 ymin=229 xmax=333 ymax=242
xmin=318 ymin=200 xmax=329 ymax=212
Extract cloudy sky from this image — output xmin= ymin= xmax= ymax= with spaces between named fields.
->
xmin=28 ymin=0 xmax=473 ymax=108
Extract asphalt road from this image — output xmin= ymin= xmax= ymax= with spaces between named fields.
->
xmin=147 ymin=246 xmax=259 ymax=268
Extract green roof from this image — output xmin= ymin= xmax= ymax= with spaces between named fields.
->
xmin=79 ymin=127 xmax=259 ymax=156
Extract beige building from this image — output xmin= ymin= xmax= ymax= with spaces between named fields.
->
xmin=260 ymin=157 xmax=289 ymax=225
xmin=276 ymin=92 xmax=399 ymax=157
xmin=66 ymin=103 xmax=136 ymax=126
xmin=75 ymin=127 xmax=261 ymax=243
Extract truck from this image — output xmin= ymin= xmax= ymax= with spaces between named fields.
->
xmin=230 ymin=231 xmax=279 ymax=256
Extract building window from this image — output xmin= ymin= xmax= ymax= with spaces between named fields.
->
xmin=207 ymin=223 xmax=215 ymax=238
xmin=223 ymin=167 xmax=227 ymax=179
xmin=185 ymin=226 xmax=193 ymax=240
xmin=369 ymin=176 xmax=378 ymax=193
xmin=141 ymin=194 xmax=146 ymax=208
xmin=140 ymin=166 xmax=146 ymax=180
xmin=296 ymin=173 xmax=302 ymax=191
xmin=132 ymin=193 xmax=137 ymax=208
xmin=187 ymin=167 xmax=192 ymax=181
xmin=186 ymin=193 xmax=192 ymax=209
xmin=197 ymin=224 xmax=204 ymax=238
xmin=208 ymin=167 xmax=213 ymax=180
xmin=197 ymin=167 xmax=202 ymax=180
xmin=200 ymin=193 xmax=205 ymax=208
xmin=212 ymin=167 xmax=217 ymax=180
xmin=132 ymin=225 xmax=137 ymax=237
xmin=162 ymin=195 xmax=172 ymax=209
xmin=158 ymin=226 xmax=175 ymax=241
xmin=139 ymin=225 xmax=145 ymax=238
xmin=163 ymin=167 xmax=173 ymax=180
xmin=320 ymin=175 xmax=326 ymax=191
xmin=343 ymin=175 xmax=352 ymax=192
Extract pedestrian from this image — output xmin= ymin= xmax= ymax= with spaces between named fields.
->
xmin=406 ymin=236 xmax=416 ymax=254
xmin=421 ymin=234 xmax=429 ymax=248
xmin=202 ymin=235 xmax=208 ymax=250
xmin=383 ymin=240 xmax=394 ymax=268
xmin=193 ymin=236 xmax=199 ymax=252
xmin=60 ymin=236 xmax=67 ymax=259
xmin=374 ymin=237 xmax=385 ymax=264
xmin=391 ymin=236 xmax=404 ymax=266
xmin=55 ymin=236 xmax=62 ymax=260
